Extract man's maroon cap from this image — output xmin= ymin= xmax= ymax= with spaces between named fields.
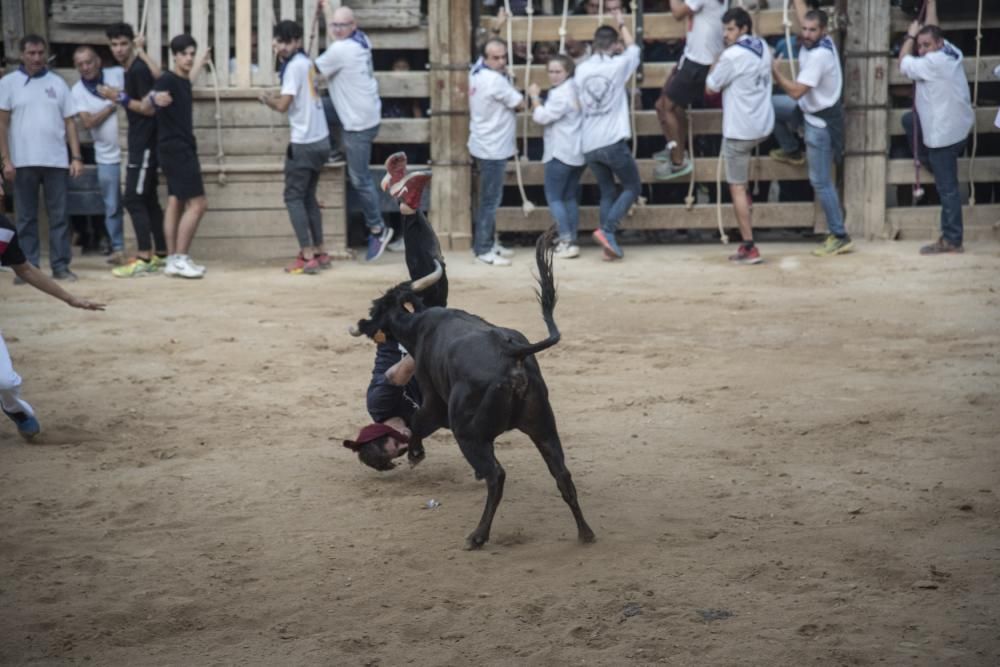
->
xmin=343 ymin=423 xmax=410 ymax=451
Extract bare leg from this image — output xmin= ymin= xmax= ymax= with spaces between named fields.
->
xmin=655 ymin=94 xmax=686 ymax=165
xmin=729 ymin=183 xmax=754 ymax=242
xmin=175 ymin=195 xmax=207 ymax=255
xmin=163 ymin=195 xmax=181 ymax=256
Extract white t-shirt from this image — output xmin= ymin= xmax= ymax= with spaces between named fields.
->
xmin=315 ymin=31 xmax=380 ymax=132
xmin=71 ymin=66 xmax=124 ymax=164
xmin=531 ymin=78 xmax=584 ymax=166
xmin=706 ymin=35 xmax=774 ymax=141
xmin=576 ymin=44 xmax=641 ymax=153
xmin=900 ymin=41 xmax=974 ymax=148
xmin=467 ymin=62 xmax=523 ymax=160
xmin=683 ymin=0 xmax=728 ymax=66
xmin=0 ymin=68 xmax=76 ymax=168
xmin=796 ymin=35 xmax=843 ymax=127
xmin=280 ymin=52 xmax=330 ymax=145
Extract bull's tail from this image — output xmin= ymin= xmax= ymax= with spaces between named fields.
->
xmin=509 ymin=227 xmax=561 ymax=360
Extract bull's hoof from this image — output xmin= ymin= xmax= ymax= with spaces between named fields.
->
xmin=579 ymin=528 xmax=597 ymax=544
xmin=464 ymin=533 xmax=489 ymax=550
xmin=407 ymin=448 xmax=426 ymax=467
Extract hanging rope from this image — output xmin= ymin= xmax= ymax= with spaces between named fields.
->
xmin=910 ymin=0 xmax=929 ymax=201
xmin=503 ymin=0 xmax=536 ymax=215
xmin=306 ymin=0 xmax=324 ymax=57
xmin=138 ymin=0 xmax=151 ymax=41
xmin=782 ymin=0 xmax=796 ymax=78
xmin=715 ymin=150 xmax=728 ymax=244
xmin=683 ymin=105 xmax=696 ymax=209
xmin=557 ymin=0 xmax=570 ymax=54
xmin=204 ymin=57 xmax=227 ymax=186
xmin=966 ymin=0 xmax=983 ymax=206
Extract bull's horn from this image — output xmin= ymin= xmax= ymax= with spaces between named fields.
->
xmin=348 ymin=324 xmax=363 ymax=337
xmin=411 ymin=260 xmax=443 ymax=292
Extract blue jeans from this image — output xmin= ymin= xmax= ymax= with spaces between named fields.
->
xmin=543 ymin=159 xmax=584 ymax=243
xmin=926 ymin=139 xmax=966 ymax=246
xmin=341 ymin=124 xmax=384 ymax=233
xmin=772 ymin=95 xmax=845 ymax=236
xmin=97 ymin=162 xmax=123 ymax=252
xmin=473 ymin=157 xmax=507 ymax=256
xmin=13 ymin=166 xmax=71 ymax=271
xmin=584 ymin=140 xmax=641 ymax=235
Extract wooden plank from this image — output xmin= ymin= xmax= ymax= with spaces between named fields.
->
xmin=364 ymin=27 xmax=427 ymax=50
xmin=187 ymin=235 xmax=301 ymax=259
xmin=167 ymin=0 xmax=184 ymax=43
xmin=187 ymin=119 xmax=426 ymax=155
xmin=2 ymin=0 xmax=27 ymax=65
xmin=235 ymin=0 xmax=253 ymax=88
xmin=520 ymin=60 xmax=800 ymax=91
xmin=256 ymin=0 xmax=275 ymax=86
xmin=886 ymin=205 xmax=1000 ymax=242
xmin=280 ymin=0 xmax=295 ymax=21
xmin=214 ymin=0 xmax=231 ymax=87
xmin=191 ymin=0 xmax=209 ymax=87
xmin=502 ymin=157 xmax=808 ymax=186
xmin=49 ymin=25 xmax=114 ymax=45
xmin=888 ymin=54 xmax=1000 ymax=86
xmin=50 ymin=2 xmax=122 ymax=24
xmin=495 ymin=202 xmax=818 ymax=232
xmin=123 ymin=0 xmax=139 ymax=27
xmin=889 ymin=107 xmax=998 ymax=135
xmin=889 ymin=7 xmax=1000 ymax=33
xmin=146 ymin=0 xmax=162 ymax=66
xmin=375 ymin=70 xmax=428 ymax=98
xmin=887 ymin=157 xmax=1000 ymax=185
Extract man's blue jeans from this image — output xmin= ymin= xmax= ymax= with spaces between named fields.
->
xmin=97 ymin=162 xmax=123 ymax=252
xmin=473 ymin=157 xmax=507 ymax=256
xmin=13 ymin=166 xmax=72 ymax=271
xmin=584 ymin=140 xmax=641 ymax=235
xmin=926 ymin=139 xmax=966 ymax=246
xmin=341 ymin=124 xmax=384 ymax=233
xmin=772 ymin=94 xmax=845 ymax=236
xmin=543 ymin=159 xmax=584 ymax=243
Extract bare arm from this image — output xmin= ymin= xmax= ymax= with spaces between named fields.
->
xmin=135 ymin=36 xmax=162 ymax=79
xmin=898 ymin=20 xmax=920 ymax=70
xmin=924 ymin=0 xmax=938 ymax=28
xmin=0 ymin=110 xmax=12 ymax=181
xmin=77 ymin=104 xmax=116 ymax=130
xmin=11 ymin=262 xmax=106 ymax=310
xmin=614 ymin=10 xmax=635 ymax=48
xmin=65 ymin=118 xmax=83 ymax=178
xmin=669 ymin=0 xmax=691 ymax=21
xmin=792 ymin=0 xmax=808 ymax=27
xmin=772 ymin=57 xmax=810 ymax=100
xmin=190 ymin=47 xmax=213 ymax=82
xmin=259 ymin=91 xmax=293 ymax=113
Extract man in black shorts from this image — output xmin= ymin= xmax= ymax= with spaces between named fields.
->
xmin=101 ymin=22 xmax=169 ymax=278
xmin=150 ymin=34 xmax=211 ymax=279
xmin=654 ymin=0 xmax=727 ymax=181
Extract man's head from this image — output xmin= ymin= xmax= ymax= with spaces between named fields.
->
xmin=106 ymin=22 xmax=136 ymax=65
xmin=273 ymin=19 xmax=304 ymax=60
xmin=482 ymin=39 xmax=508 ymax=72
xmin=330 ymin=6 xmax=357 ymax=42
xmin=584 ymin=0 xmax=622 ymax=15
xmin=916 ymin=25 xmax=944 ymax=57
xmin=73 ymin=46 xmax=102 ymax=81
xmin=721 ymin=7 xmax=752 ymax=47
xmin=799 ymin=9 xmax=828 ymax=49
xmin=19 ymin=35 xmax=47 ymax=75
xmin=170 ymin=34 xmax=197 ymax=74
xmin=343 ymin=421 xmax=412 ymax=471
xmin=592 ymin=25 xmax=620 ymax=54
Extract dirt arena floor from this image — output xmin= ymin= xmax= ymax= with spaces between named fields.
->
xmin=1 ymin=239 xmax=998 ymax=666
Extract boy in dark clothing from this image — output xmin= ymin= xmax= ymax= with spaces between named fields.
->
xmin=0 ymin=212 xmax=105 ymax=441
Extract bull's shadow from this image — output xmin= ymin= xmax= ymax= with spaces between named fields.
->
xmin=348 ymin=228 xmax=596 ymax=550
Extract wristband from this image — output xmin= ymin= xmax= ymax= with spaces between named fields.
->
xmin=71 ymin=156 xmax=83 ymax=162
xmin=903 ymin=34 xmax=916 ymax=41
xmin=117 ymin=91 xmax=131 ymax=107
xmin=148 ymin=92 xmax=158 ymax=107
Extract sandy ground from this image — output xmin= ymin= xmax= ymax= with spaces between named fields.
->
xmin=1 ymin=239 xmax=998 ymax=666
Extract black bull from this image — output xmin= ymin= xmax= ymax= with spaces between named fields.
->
xmin=349 ymin=229 xmax=595 ymax=549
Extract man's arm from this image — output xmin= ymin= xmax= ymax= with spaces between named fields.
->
xmin=669 ymin=0 xmax=692 ymax=21
xmin=924 ymin=0 xmax=938 ymax=28
xmin=260 ymin=91 xmax=293 ymax=113
xmin=11 ymin=262 xmax=105 ymax=310
xmin=0 ymin=109 xmax=12 ymax=182
xmin=614 ymin=10 xmax=635 ymax=48
xmin=772 ymin=57 xmax=811 ymax=99
xmin=77 ymin=104 xmax=116 ymax=130
xmin=134 ymin=35 xmax=162 ymax=79
xmin=65 ymin=118 xmax=83 ymax=178
xmin=898 ymin=20 xmax=920 ymax=72
xmin=190 ymin=47 xmax=213 ymax=82
xmin=792 ymin=0 xmax=808 ymax=27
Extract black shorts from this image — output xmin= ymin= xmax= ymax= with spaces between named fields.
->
xmin=159 ymin=141 xmax=205 ymax=200
xmin=662 ymin=57 xmax=711 ymax=108
xmin=366 ymin=341 xmax=421 ymax=424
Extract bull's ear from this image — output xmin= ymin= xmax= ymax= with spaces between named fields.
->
xmin=373 ymin=330 xmax=387 ymax=344
xmin=403 ymin=302 xmax=415 ymax=313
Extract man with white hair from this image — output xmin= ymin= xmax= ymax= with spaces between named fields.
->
xmin=315 ymin=3 xmax=391 ymax=262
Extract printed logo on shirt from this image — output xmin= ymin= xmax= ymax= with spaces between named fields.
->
xmin=45 ymin=86 xmax=57 ymax=99
xmin=579 ymin=75 xmax=614 ymax=117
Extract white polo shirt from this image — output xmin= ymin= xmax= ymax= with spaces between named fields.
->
xmin=315 ymin=31 xmax=381 ymax=132
xmin=531 ymin=78 xmax=584 ymax=166
xmin=71 ymin=66 xmax=124 ymax=164
xmin=0 ymin=67 xmax=76 ymax=168
xmin=900 ymin=40 xmax=974 ymax=148
xmin=683 ymin=0 xmax=728 ymax=66
xmin=280 ymin=51 xmax=329 ymax=145
xmin=467 ymin=61 xmax=523 ymax=160
xmin=706 ymin=35 xmax=774 ymax=141
xmin=575 ymin=44 xmax=641 ymax=153
xmin=796 ymin=36 xmax=842 ymax=127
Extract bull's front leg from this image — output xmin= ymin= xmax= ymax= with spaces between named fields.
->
xmin=407 ymin=399 xmax=446 ymax=467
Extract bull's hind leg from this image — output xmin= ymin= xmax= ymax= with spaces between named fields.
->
xmin=456 ymin=437 xmax=505 ymax=550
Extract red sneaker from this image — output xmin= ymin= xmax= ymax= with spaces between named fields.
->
xmin=380 ymin=152 xmax=408 ymax=193
xmin=395 ymin=172 xmax=431 ymax=212
xmin=315 ymin=252 xmax=333 ymax=270
xmin=728 ymin=244 xmax=762 ymax=265
xmin=285 ymin=253 xmax=320 ymax=275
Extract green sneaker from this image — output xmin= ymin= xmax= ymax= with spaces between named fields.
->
xmin=149 ymin=255 xmax=167 ymax=271
xmin=653 ymin=158 xmax=693 ymax=181
xmin=769 ymin=147 xmax=805 ymax=166
xmin=812 ymin=234 xmax=854 ymax=257
xmin=112 ymin=257 xmax=156 ymax=278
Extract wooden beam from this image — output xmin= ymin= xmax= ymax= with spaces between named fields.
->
xmin=2 ymin=0 xmax=26 ymax=65
xmin=191 ymin=0 xmax=209 ymax=86
xmin=888 ymin=107 xmax=999 ymax=135
xmin=167 ymin=0 xmax=184 ymax=43
xmin=887 ymin=158 xmax=1000 ymax=185
xmin=235 ymin=0 xmax=252 ymax=88
xmin=365 ymin=27 xmax=428 ymax=50
xmin=213 ymin=0 xmax=230 ymax=87
xmin=146 ymin=0 xmax=162 ymax=67
xmin=889 ymin=7 xmax=1000 ymax=33
xmin=503 ymin=157 xmax=809 ymax=186
xmin=886 ymin=205 xmax=1000 ymax=242
xmin=256 ymin=0 xmax=275 ymax=85
xmin=888 ymin=54 xmax=1000 ymax=86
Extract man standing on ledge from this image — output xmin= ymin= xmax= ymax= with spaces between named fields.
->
xmin=315 ymin=3 xmax=392 ymax=262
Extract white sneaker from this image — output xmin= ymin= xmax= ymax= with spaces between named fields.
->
xmin=186 ymin=256 xmax=206 ymax=273
xmin=172 ymin=254 xmax=205 ymax=279
xmin=387 ymin=237 xmax=406 ymax=253
xmin=163 ymin=254 xmax=181 ymax=276
xmin=476 ymin=251 xmax=512 ymax=267
xmin=491 ymin=242 xmax=515 ymax=258
xmin=553 ymin=241 xmax=580 ymax=259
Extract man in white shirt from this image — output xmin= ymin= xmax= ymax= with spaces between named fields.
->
xmin=467 ymin=38 xmax=523 ymax=266
xmin=576 ymin=12 xmax=641 ymax=260
xmin=771 ymin=0 xmax=850 ymax=257
xmin=315 ymin=4 xmax=390 ymax=262
xmin=261 ymin=20 xmax=333 ymax=275
xmin=654 ymin=0 xmax=727 ymax=181
xmin=72 ymin=46 xmax=126 ymax=265
xmin=0 ymin=35 xmax=84 ymax=283
xmin=705 ymin=6 xmax=773 ymax=265
xmin=898 ymin=0 xmax=973 ymax=255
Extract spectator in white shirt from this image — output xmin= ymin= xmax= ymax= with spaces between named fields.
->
xmin=72 ymin=46 xmax=126 ymax=266
xmin=654 ymin=0 xmax=727 ymax=181
xmin=468 ymin=38 xmax=523 ymax=267
xmin=898 ymin=0 xmax=973 ymax=255
xmin=315 ymin=3 xmax=390 ymax=262
xmin=575 ymin=12 xmax=640 ymax=260
xmin=261 ymin=20 xmax=333 ymax=275
xmin=705 ymin=7 xmax=773 ymax=265
xmin=771 ymin=0 xmax=851 ymax=258
xmin=0 ymin=35 xmax=84 ymax=283
xmin=528 ymin=54 xmax=585 ymax=260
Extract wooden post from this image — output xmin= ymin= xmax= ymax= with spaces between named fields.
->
xmin=167 ymin=0 xmax=184 ymax=43
xmin=191 ymin=0 xmax=209 ymax=86
xmin=428 ymin=0 xmax=472 ymax=251
xmin=2 ymin=0 xmax=47 ymax=65
xmin=235 ymin=0 xmax=252 ymax=88
xmin=146 ymin=0 xmax=162 ymax=67
xmin=214 ymin=0 xmax=231 ymax=87
xmin=256 ymin=0 xmax=275 ymax=85
xmin=843 ymin=0 xmax=889 ymax=240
